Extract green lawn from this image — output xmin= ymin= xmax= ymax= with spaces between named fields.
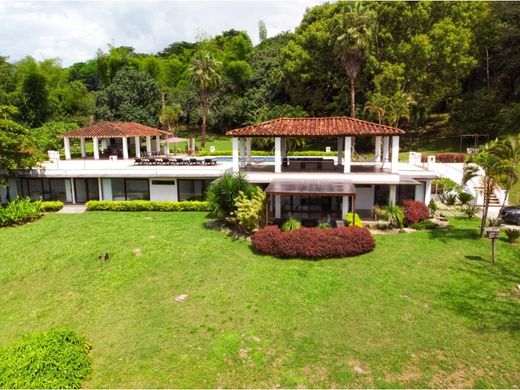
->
xmin=0 ymin=212 xmax=519 ymax=388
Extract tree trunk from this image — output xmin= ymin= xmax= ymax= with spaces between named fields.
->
xmin=201 ymin=96 xmax=208 ymax=149
xmin=485 ymin=46 xmax=491 ymax=91
xmin=350 ymin=77 xmax=356 ymax=118
xmin=500 ymin=188 xmax=509 ymax=216
xmin=161 ymin=92 xmax=166 ymax=110
xmin=480 ymin=181 xmax=490 ymax=238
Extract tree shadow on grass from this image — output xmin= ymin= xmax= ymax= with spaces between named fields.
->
xmin=427 ymin=226 xmax=481 ymax=243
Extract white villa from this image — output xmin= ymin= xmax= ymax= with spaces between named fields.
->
xmin=2 ymin=117 xmax=444 ymax=223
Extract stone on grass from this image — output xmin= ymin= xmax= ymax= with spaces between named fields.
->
xmin=175 ymin=294 xmax=188 ymax=303
xmin=133 ymin=248 xmax=142 ymax=257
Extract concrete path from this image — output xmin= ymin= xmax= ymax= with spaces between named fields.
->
xmin=58 ymin=205 xmax=86 ymax=214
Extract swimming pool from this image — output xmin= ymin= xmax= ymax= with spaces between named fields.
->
xmin=215 ymin=156 xmax=276 ymax=163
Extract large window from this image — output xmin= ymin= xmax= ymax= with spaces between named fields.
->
xmin=74 ymin=179 xmax=99 ymax=203
xmin=279 ymin=195 xmax=342 ymax=222
xmin=13 ymin=178 xmax=72 ymax=203
xmin=397 ymin=185 xmax=416 ymax=203
xmin=178 ymin=179 xmax=213 ymax=201
xmin=105 ymin=179 xmax=150 ymax=201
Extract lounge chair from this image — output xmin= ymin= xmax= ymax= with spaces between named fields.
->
xmin=189 ymin=158 xmax=198 ymax=165
xmin=134 ymin=158 xmax=142 ymax=165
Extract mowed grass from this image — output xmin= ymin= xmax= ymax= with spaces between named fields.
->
xmin=0 ymin=212 xmax=519 ymax=388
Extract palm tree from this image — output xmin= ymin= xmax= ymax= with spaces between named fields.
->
xmin=386 ymin=90 xmax=415 ymax=127
xmin=159 ymin=103 xmax=182 ymax=134
xmin=363 ymin=92 xmax=387 ymax=124
xmin=333 ymin=2 xmax=376 ymax=118
xmin=188 ymin=51 xmax=221 ymax=149
xmin=493 ymin=135 xmax=520 ymax=213
xmin=463 ymin=141 xmax=512 ymax=238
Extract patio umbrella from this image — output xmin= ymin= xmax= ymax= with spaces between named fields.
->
xmin=164 ymin=137 xmax=188 ymax=155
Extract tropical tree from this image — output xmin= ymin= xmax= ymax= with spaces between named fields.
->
xmin=363 ymin=92 xmax=387 ymax=124
xmin=332 ymin=2 xmax=376 ymax=117
xmin=493 ymin=135 xmax=520 ymax=212
xmin=188 ymin=51 xmax=221 ymax=148
xmin=159 ymin=103 xmax=182 ymax=134
xmin=463 ymin=141 xmax=512 ymax=237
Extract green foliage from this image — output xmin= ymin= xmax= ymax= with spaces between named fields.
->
xmin=442 ymin=193 xmax=458 ymax=206
xmin=317 ymin=222 xmax=332 ymax=229
xmin=503 ymin=228 xmax=520 ymax=244
xmin=95 ymin=67 xmax=161 ymax=126
xmin=85 ymin=200 xmax=209 ymax=212
xmin=232 ymin=187 xmax=266 ymax=233
xmin=345 ymin=212 xmax=363 ymax=227
xmin=410 ymin=220 xmax=439 ymax=230
xmin=428 ymin=199 xmax=438 ymax=215
xmin=32 ymin=121 xmax=78 ymax=151
xmin=206 ymin=172 xmax=255 ymax=219
xmin=41 ymin=201 xmax=64 ymax=212
xmin=461 ymin=205 xmax=479 ymax=219
xmin=433 ymin=178 xmax=462 ymax=194
xmin=381 ymin=205 xmax=405 ymax=228
xmin=0 ymin=197 xmax=43 ymax=227
xmin=281 ymin=217 xmax=301 ymax=232
xmin=487 ymin=217 xmax=502 ymax=227
xmin=0 ymin=329 xmax=92 ymax=389
xmin=457 ymin=191 xmax=474 ymax=205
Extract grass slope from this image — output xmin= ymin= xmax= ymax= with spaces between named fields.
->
xmin=0 ymin=212 xmax=519 ymax=388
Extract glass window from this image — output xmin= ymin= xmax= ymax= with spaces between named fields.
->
xmin=126 ymin=179 xmax=149 ymax=200
xmin=111 ymin=179 xmax=126 ymax=201
xmin=27 ymin=179 xmax=44 ymax=200
xmin=374 ymin=185 xmax=389 ymax=206
xmin=397 ymin=185 xmax=416 ymax=203
xmin=178 ymin=179 xmax=212 ymax=201
xmin=49 ymin=179 xmax=68 ymax=202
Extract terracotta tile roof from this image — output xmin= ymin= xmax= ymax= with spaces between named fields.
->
xmin=60 ymin=122 xmax=170 ymax=138
xmin=226 ymin=117 xmax=405 ymax=137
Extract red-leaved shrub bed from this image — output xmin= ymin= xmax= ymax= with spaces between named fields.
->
xmin=251 ymin=226 xmax=375 ymax=259
xmin=421 ymin=153 xmax=466 ymax=163
xmin=400 ymin=199 xmax=430 ymax=225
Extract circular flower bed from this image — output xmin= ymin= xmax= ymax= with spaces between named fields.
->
xmin=251 ymin=226 xmax=376 ymax=259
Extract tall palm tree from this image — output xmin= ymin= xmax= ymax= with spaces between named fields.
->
xmin=463 ymin=141 xmax=512 ymax=238
xmin=493 ymin=135 xmax=520 ymax=212
xmin=333 ymin=2 xmax=376 ymax=118
xmin=188 ymin=51 xmax=221 ymax=149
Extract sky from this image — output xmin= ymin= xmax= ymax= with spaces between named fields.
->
xmin=0 ymin=0 xmax=323 ymax=66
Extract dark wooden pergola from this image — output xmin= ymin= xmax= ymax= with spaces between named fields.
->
xmin=264 ymin=179 xmax=357 ymax=226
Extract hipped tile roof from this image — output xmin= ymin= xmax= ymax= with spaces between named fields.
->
xmin=60 ymin=122 xmax=170 ymax=138
xmin=226 ymin=117 xmax=405 ymax=137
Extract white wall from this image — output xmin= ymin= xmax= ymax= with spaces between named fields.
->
xmin=149 ymin=179 xmax=178 ymax=201
xmin=355 ymin=185 xmax=375 ymax=210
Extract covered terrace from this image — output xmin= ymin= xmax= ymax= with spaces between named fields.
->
xmin=226 ymin=117 xmax=405 ymax=174
xmin=59 ymin=121 xmax=170 ymax=160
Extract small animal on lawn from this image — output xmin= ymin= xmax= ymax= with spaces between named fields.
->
xmin=98 ymin=252 xmax=110 ymax=261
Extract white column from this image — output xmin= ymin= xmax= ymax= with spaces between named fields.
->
xmin=80 ymin=138 xmax=86 ymax=158
xmin=245 ymin=138 xmax=252 ymax=162
xmin=64 ymin=137 xmax=71 ymax=160
xmin=275 ymin=195 xmax=281 ymax=219
xmin=344 ymin=136 xmax=352 ymax=173
xmin=342 ymin=195 xmax=350 ymax=218
xmin=375 ymin=136 xmax=382 ymax=162
xmin=98 ymin=178 xmax=103 ymax=200
xmin=101 ymin=138 xmax=108 ymax=150
xmin=274 ymin=137 xmax=282 ymax=173
xmin=239 ymin=138 xmax=246 ymax=168
xmin=391 ymin=135 xmax=400 ymax=173
xmin=134 ymin=137 xmax=141 ymax=158
xmin=383 ymin=136 xmax=390 ymax=163
xmin=70 ymin=178 xmax=76 ymax=204
xmin=155 ymin=136 xmax=161 ymax=153
xmin=93 ymin=137 xmax=100 ymax=160
xmin=337 ymin=137 xmax=343 ymax=166
xmin=424 ymin=180 xmax=432 ymax=205
xmin=164 ymin=142 xmax=170 ymax=155
xmin=122 ymin=136 xmax=129 ymax=160
xmin=146 ymin=136 xmax=152 ymax=155
xmin=232 ymin=137 xmax=239 ymax=173
xmin=389 ymin=184 xmax=397 ymax=205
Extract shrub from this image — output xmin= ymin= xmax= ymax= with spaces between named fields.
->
xmin=372 ymin=205 xmax=386 ymax=220
xmin=41 ymin=201 xmax=64 ymax=212
xmin=281 ymin=217 xmax=301 ymax=232
xmin=433 ymin=178 xmax=462 ymax=194
xmin=488 ymin=218 xmax=502 ymax=227
xmin=461 ymin=205 xmax=479 ymax=219
xmin=457 ymin=191 xmax=474 ymax=205
xmin=0 ymin=197 xmax=43 ymax=227
xmin=345 ymin=212 xmax=363 ymax=227
xmin=85 ymin=200 xmax=209 ymax=212
xmin=317 ymin=222 xmax=332 ymax=229
xmin=428 ymin=199 xmax=438 ymax=215
xmin=0 ymin=330 xmax=92 ymax=389
xmin=251 ymin=226 xmax=375 ymax=259
xmin=422 ymin=153 xmax=466 ymax=163
xmin=400 ymin=200 xmax=430 ymax=225
xmin=232 ymin=187 xmax=266 ymax=233
xmin=442 ymin=193 xmax=458 ymax=206
xmin=381 ymin=204 xmax=405 ymax=228
xmin=504 ymin=228 xmax=520 ymax=244
xmin=206 ymin=172 xmax=255 ymax=219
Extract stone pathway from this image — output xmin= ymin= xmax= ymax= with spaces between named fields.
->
xmin=58 ymin=205 xmax=86 ymax=214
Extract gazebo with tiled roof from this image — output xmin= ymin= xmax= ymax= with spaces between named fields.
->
xmin=60 ymin=121 xmax=170 ymax=160
xmin=226 ymin=116 xmax=405 ymax=174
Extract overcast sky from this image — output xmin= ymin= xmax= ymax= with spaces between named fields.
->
xmin=0 ymin=0 xmax=323 ymax=66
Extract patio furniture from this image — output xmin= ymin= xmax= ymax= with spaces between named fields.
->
xmin=189 ymin=158 xmax=199 ymax=165
xmin=134 ymin=158 xmax=142 ymax=165
xmin=204 ymin=157 xmax=217 ymax=165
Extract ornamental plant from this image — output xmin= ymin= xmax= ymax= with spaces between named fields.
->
xmin=400 ymin=200 xmax=430 ymax=225
xmin=381 ymin=204 xmax=405 ymax=228
xmin=0 ymin=197 xmax=43 ymax=227
xmin=206 ymin=172 xmax=255 ymax=219
xmin=345 ymin=212 xmax=363 ymax=227
xmin=281 ymin=217 xmax=301 ymax=232
xmin=232 ymin=187 xmax=266 ymax=233
xmin=504 ymin=228 xmax=520 ymax=244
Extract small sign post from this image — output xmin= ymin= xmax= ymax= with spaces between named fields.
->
xmin=485 ymin=227 xmax=500 ymax=264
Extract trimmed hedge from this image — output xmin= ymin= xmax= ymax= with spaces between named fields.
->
xmin=0 ymin=198 xmax=43 ymax=227
xmin=41 ymin=201 xmax=64 ymax=212
xmin=0 ymin=330 xmax=92 ymax=389
xmin=400 ymin=200 xmax=430 ymax=225
xmin=251 ymin=225 xmax=375 ymax=259
xmin=422 ymin=153 xmax=466 ymax=163
xmin=85 ymin=200 xmax=210 ymax=211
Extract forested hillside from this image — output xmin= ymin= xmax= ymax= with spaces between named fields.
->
xmin=1 ymin=1 xmax=519 ymax=153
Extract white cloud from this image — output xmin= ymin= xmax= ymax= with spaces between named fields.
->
xmin=0 ymin=0 xmax=322 ymax=66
